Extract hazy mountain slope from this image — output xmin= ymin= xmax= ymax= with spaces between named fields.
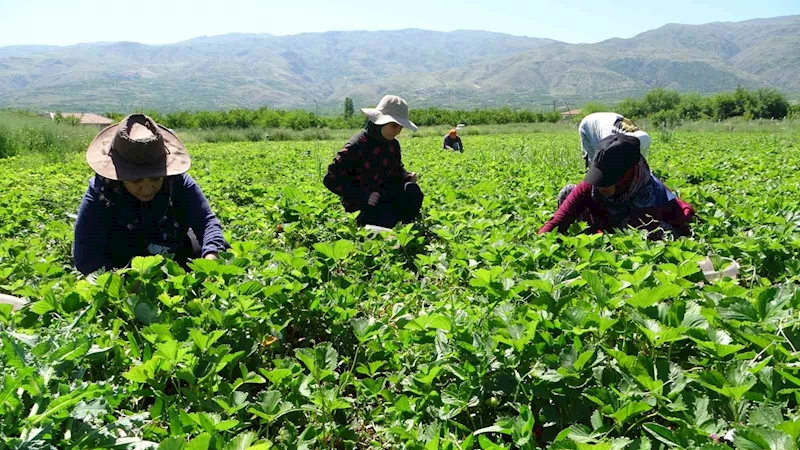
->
xmin=0 ymin=16 xmax=797 ymax=111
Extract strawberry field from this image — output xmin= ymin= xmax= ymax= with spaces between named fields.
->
xmin=1 ymin=131 xmax=800 ymax=449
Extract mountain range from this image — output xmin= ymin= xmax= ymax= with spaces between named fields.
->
xmin=0 ymin=15 xmax=798 ymax=112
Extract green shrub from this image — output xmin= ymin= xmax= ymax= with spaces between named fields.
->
xmin=651 ymin=109 xmax=681 ymax=130
xmin=746 ymin=88 xmax=791 ymax=119
xmin=244 ymin=129 xmax=267 ymax=142
xmin=617 ymin=87 xmax=791 ymax=123
xmin=677 ymin=93 xmax=713 ymax=120
xmin=104 ymin=111 xmax=125 ymax=122
xmin=577 ymin=102 xmax=610 ymax=120
xmin=53 ymin=113 xmax=81 ymax=126
xmin=0 ymin=111 xmax=95 ymax=161
xmin=789 ymin=104 xmax=800 ymax=119
xmin=268 ymin=129 xmax=294 ymax=141
xmin=0 ymin=124 xmax=17 ymax=158
xmin=544 ymin=111 xmax=562 ymax=123
xmin=712 ymin=91 xmax=741 ymax=120
xmin=301 ymin=128 xmax=332 ymax=141
xmin=617 ymin=98 xmax=645 ymax=119
xmin=641 ymin=88 xmax=681 ymax=115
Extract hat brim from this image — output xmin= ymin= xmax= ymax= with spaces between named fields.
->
xmin=584 ymin=165 xmax=614 ymax=187
xmin=584 ymin=153 xmax=641 ymax=187
xmin=86 ymin=124 xmax=191 ymax=181
xmin=361 ymin=108 xmax=419 ymax=133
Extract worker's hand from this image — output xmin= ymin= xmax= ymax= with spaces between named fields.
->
xmin=204 ymin=253 xmax=218 ymax=261
xmin=445 ymin=146 xmax=453 ymax=151
xmin=405 ymin=172 xmax=418 ymax=183
xmin=368 ymin=192 xmax=381 ymax=206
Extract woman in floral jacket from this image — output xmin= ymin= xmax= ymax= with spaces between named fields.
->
xmin=323 ymin=95 xmax=423 ymax=228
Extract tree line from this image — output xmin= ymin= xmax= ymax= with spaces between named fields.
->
xmin=105 ymin=104 xmax=563 ymax=131
xmin=607 ymin=87 xmax=793 ymax=128
xmin=102 ymin=88 xmax=795 ymax=132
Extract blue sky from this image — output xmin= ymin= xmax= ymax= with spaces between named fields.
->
xmin=0 ymin=0 xmax=797 ymax=47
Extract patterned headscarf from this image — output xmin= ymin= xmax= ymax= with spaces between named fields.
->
xmin=592 ymin=158 xmax=669 ymax=226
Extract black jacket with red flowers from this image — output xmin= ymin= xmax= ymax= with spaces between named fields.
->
xmin=323 ymin=127 xmax=410 ymax=212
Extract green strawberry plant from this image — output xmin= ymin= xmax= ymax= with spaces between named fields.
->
xmin=0 ymin=131 xmax=799 ymax=448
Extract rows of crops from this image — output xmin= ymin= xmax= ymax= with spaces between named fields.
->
xmin=1 ymin=132 xmax=799 ymax=449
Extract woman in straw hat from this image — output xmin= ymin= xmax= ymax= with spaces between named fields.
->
xmin=323 ymin=95 xmax=424 ymax=228
xmin=73 ymin=114 xmax=229 ymax=275
xmin=443 ymin=128 xmax=463 ymax=152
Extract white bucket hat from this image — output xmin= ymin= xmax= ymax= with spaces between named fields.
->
xmin=361 ymin=95 xmax=418 ymax=132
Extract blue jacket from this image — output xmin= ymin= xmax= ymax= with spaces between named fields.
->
xmin=73 ymin=174 xmax=228 ymax=275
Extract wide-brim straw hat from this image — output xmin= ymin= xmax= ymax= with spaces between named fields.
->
xmin=361 ymin=95 xmax=418 ymax=132
xmin=86 ymin=114 xmax=190 ymax=181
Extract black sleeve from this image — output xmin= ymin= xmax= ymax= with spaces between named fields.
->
xmin=323 ymin=137 xmax=369 ymax=205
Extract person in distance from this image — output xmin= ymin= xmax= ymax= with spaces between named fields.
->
xmin=538 ymin=134 xmax=695 ymax=239
xmin=579 ymin=112 xmax=651 ymax=169
xmin=323 ymin=95 xmax=424 ymax=229
xmin=443 ymin=128 xmax=464 ymax=152
xmin=73 ymin=114 xmax=229 ymax=275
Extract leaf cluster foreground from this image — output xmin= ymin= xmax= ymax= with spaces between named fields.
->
xmin=1 ymin=132 xmax=799 ymax=449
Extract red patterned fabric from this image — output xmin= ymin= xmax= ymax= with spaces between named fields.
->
xmin=538 ymin=181 xmax=695 ymax=237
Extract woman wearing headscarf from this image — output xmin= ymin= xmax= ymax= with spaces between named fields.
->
xmin=539 ymin=135 xmax=694 ymax=239
xmin=443 ymin=129 xmax=463 ymax=152
xmin=73 ymin=114 xmax=229 ymax=275
xmin=579 ymin=112 xmax=651 ymax=168
xmin=323 ymin=95 xmax=423 ymax=229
